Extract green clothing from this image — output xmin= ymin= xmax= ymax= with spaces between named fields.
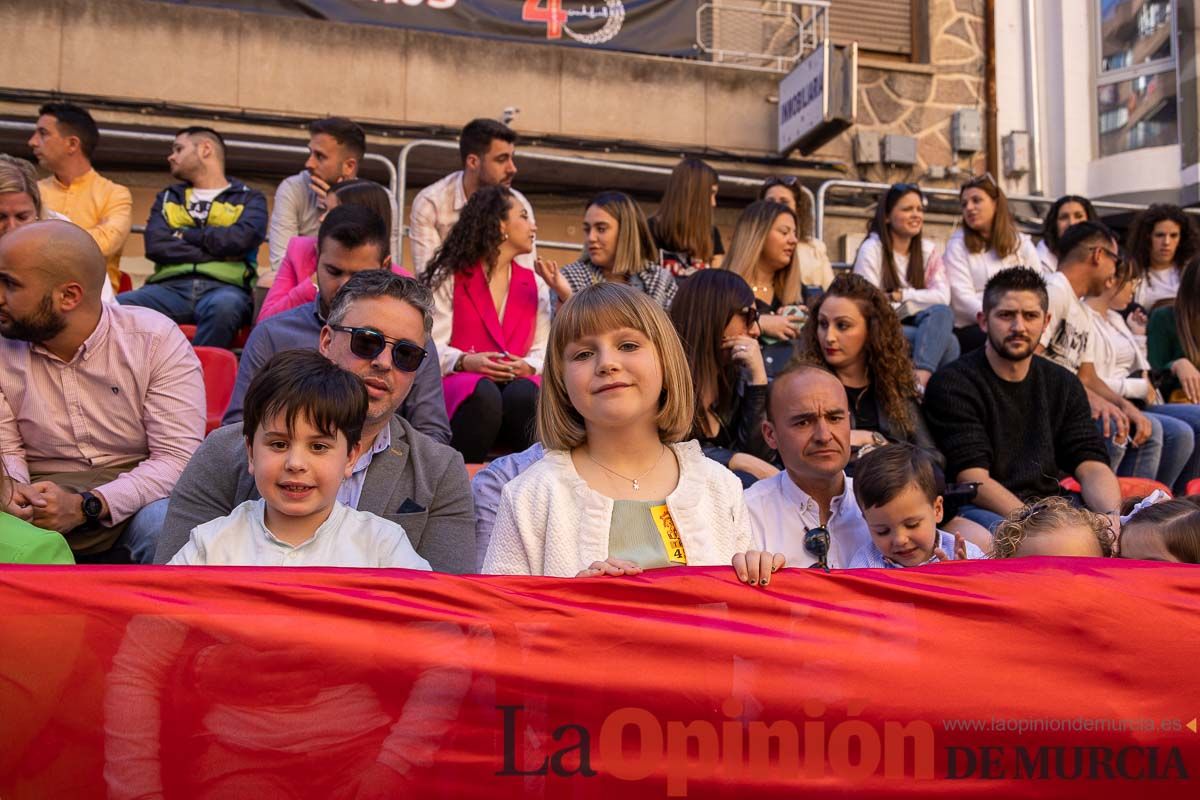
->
xmin=608 ymin=499 xmax=675 ymax=570
xmin=0 ymin=512 xmax=75 ymax=564
xmin=1147 ymin=306 xmax=1185 ymax=397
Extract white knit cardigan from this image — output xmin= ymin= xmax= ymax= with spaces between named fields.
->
xmin=481 ymin=440 xmax=752 ymax=577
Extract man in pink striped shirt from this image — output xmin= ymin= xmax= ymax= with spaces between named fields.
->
xmin=0 ymin=221 xmax=204 ymax=562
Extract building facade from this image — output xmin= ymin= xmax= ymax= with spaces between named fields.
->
xmin=995 ymin=0 xmax=1200 ymax=206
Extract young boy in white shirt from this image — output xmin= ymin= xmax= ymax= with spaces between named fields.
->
xmin=848 ymin=443 xmax=985 ymax=568
xmin=170 ymin=349 xmax=430 ymax=569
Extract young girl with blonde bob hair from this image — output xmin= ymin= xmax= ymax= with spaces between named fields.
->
xmin=482 ymin=282 xmax=752 ymax=577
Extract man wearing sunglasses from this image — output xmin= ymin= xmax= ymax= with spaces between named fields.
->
xmin=740 ymin=363 xmax=870 ymax=570
xmin=1036 ymin=222 xmax=1181 ymax=485
xmin=220 ymin=206 xmax=450 ymax=444
xmin=154 ymin=266 xmax=474 ymax=573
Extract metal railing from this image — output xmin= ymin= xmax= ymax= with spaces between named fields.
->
xmin=396 ymin=139 xmax=816 ymax=266
xmin=697 ymin=0 xmax=829 ymax=73
xmin=813 ymin=179 xmax=1200 ymax=240
xmin=0 ymin=120 xmax=402 ymax=256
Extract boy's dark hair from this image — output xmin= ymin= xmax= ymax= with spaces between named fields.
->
xmin=982 ymin=266 xmax=1049 ymax=314
xmin=310 ymin=116 xmax=366 ymax=160
xmin=317 ymin=204 xmax=389 ymax=260
xmin=39 ymin=102 xmax=99 ymax=160
xmin=459 ymin=118 xmax=517 ymax=164
xmin=243 ymin=349 xmax=367 ymax=452
xmin=176 ymin=126 xmax=226 ymax=162
xmin=853 ymin=443 xmax=939 ymax=510
xmin=1056 ymin=219 xmax=1118 ymax=264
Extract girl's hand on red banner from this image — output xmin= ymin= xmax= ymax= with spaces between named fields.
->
xmin=732 ymin=550 xmax=786 ymax=586
xmin=576 ymin=557 xmax=642 ymax=578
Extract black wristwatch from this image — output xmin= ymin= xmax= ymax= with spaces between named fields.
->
xmin=79 ymin=491 xmax=104 ymax=529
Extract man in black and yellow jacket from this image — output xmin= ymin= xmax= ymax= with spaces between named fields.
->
xmin=118 ymin=126 xmax=267 ymax=348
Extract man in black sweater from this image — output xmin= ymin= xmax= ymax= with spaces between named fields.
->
xmin=924 ymin=267 xmax=1121 ymax=531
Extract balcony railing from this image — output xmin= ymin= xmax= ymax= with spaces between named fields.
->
xmin=696 ymin=0 xmax=830 ymax=73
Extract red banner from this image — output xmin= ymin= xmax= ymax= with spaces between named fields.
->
xmin=1 ymin=560 xmax=1198 ymax=798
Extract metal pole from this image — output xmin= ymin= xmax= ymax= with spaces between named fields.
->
xmin=1023 ymin=0 xmax=1044 ymax=195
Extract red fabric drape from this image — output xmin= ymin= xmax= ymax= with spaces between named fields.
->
xmin=1 ymin=560 xmax=1197 ymax=798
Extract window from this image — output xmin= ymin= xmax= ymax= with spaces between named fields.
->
xmin=1096 ymin=0 xmax=1178 ymax=156
xmin=828 ymin=0 xmax=913 ymax=58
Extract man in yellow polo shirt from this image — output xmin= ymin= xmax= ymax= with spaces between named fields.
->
xmin=29 ymin=102 xmax=133 ymax=294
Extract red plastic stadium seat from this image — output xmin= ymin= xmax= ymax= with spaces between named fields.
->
xmin=178 ymin=324 xmax=251 ymax=349
xmin=466 ymin=463 xmax=488 ymax=481
xmin=193 ymin=346 xmax=238 ymax=435
xmin=1060 ymin=476 xmax=1172 ymax=501
xmin=1187 ymin=479 xmax=1200 ymax=496
xmin=117 ymin=271 xmax=132 ymax=294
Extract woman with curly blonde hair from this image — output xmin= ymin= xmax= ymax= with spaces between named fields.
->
xmin=796 ymin=273 xmax=941 ymax=469
xmin=422 ymin=185 xmax=551 ymax=462
xmin=991 ymin=496 xmax=1115 ymax=558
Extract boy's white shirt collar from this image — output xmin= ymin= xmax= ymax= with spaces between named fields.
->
xmin=253 ymin=498 xmax=349 ymax=551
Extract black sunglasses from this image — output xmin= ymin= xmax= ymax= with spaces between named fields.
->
xmin=1092 ymin=245 xmax=1126 ymax=270
xmin=738 ymin=305 xmax=761 ymax=327
xmin=330 ymin=325 xmax=427 ymax=373
xmin=804 ymin=525 xmax=830 ymax=572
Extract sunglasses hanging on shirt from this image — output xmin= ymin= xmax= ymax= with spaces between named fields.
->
xmin=804 ymin=525 xmax=831 ymax=572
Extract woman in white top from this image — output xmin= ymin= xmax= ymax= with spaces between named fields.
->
xmin=759 ymin=175 xmax=835 ymax=290
xmin=853 ymin=183 xmax=958 ymax=388
xmin=944 ymin=173 xmax=1040 ymax=351
xmin=482 ymin=282 xmax=751 ymax=577
xmin=1086 ymin=256 xmax=1198 ymax=493
xmin=1036 ymin=195 xmax=1097 ymax=274
xmin=1127 ymin=203 xmax=1199 ymax=311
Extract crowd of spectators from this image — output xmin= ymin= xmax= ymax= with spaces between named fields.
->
xmin=2 ymin=103 xmax=1199 ymax=579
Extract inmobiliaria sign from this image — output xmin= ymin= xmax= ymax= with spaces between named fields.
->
xmin=1 ymin=560 xmax=1196 ymax=797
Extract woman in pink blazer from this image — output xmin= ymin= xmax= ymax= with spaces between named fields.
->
xmin=422 ymin=186 xmax=550 ymax=462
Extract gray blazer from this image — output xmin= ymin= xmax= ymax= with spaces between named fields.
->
xmin=153 ymin=416 xmax=475 ymax=573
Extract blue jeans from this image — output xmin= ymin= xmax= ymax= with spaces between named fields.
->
xmin=114 ymin=497 xmax=169 ymax=564
xmin=1147 ymin=403 xmax=1200 ymax=493
xmin=902 ymin=304 xmax=960 ymax=372
xmin=1106 ymin=416 xmax=1163 ymax=481
xmin=118 ymin=276 xmax=252 ymax=348
xmin=956 ymin=503 xmax=1004 ymax=532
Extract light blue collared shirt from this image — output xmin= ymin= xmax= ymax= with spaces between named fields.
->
xmin=848 ymin=529 xmax=986 ymax=569
xmin=472 ymin=443 xmax=546 ymax=570
xmin=337 ymin=424 xmax=393 ymax=509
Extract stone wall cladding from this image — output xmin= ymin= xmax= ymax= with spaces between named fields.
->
xmin=811 ymin=0 xmax=990 ymax=188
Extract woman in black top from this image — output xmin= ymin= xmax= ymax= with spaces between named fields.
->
xmin=670 ymin=270 xmax=778 ymax=487
xmin=796 ymin=273 xmax=942 ymax=470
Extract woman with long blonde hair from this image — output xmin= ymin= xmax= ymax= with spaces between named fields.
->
xmin=649 ymin=157 xmax=723 ymax=276
xmin=758 ymin=175 xmax=833 ymax=289
xmin=722 ymin=200 xmax=802 ymax=374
